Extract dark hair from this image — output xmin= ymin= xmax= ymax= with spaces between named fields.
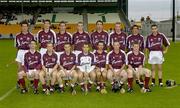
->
xmin=151 ymin=24 xmax=158 ymax=28
xmin=97 ymin=41 xmax=105 ymax=46
xmin=83 ymin=42 xmax=90 ymax=47
xmin=47 ymin=41 xmax=53 ymax=46
xmin=96 ymin=20 xmax=103 ymax=25
xmin=132 ymin=41 xmax=139 ymax=46
xmin=115 ymin=22 xmax=121 ymax=25
xmin=30 ymin=40 xmax=37 ymax=44
xmin=43 ymin=19 xmax=51 ymax=24
xmin=20 ymin=21 xmax=29 ymax=26
xmin=131 ymin=25 xmax=139 ymax=30
xmin=64 ymin=42 xmax=71 ymax=46
xmin=77 ymin=21 xmax=83 ymax=25
xmin=59 ymin=21 xmax=66 ymax=26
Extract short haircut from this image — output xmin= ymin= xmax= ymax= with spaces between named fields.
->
xmin=59 ymin=21 xmax=66 ymax=26
xmin=77 ymin=21 xmax=83 ymax=25
xmin=64 ymin=42 xmax=71 ymax=46
xmin=20 ymin=21 xmax=29 ymax=26
xmin=30 ymin=40 xmax=37 ymax=44
xmin=96 ymin=20 xmax=103 ymax=25
xmin=151 ymin=24 xmax=158 ymax=28
xmin=83 ymin=42 xmax=89 ymax=47
xmin=131 ymin=25 xmax=139 ymax=30
xmin=43 ymin=19 xmax=51 ymax=24
xmin=115 ymin=22 xmax=121 ymax=25
xmin=132 ymin=41 xmax=139 ymax=46
xmin=97 ymin=41 xmax=105 ymax=46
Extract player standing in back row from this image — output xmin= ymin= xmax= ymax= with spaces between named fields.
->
xmin=90 ymin=20 xmax=109 ymax=52
xmin=127 ymin=25 xmax=144 ymax=52
xmin=36 ymin=19 xmax=56 ymax=56
xmin=146 ymin=24 xmax=170 ymax=87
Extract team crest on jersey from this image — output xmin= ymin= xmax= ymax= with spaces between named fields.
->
xmin=71 ymin=57 xmax=73 ymax=60
xmin=35 ymin=56 xmax=38 ymax=59
xmin=158 ymin=38 xmax=161 ymax=41
xmin=83 ymin=35 xmax=86 ymax=38
xmin=48 ymin=35 xmax=51 ymax=38
xmin=27 ymin=37 xmax=30 ymax=40
xmin=52 ymin=58 xmax=56 ymax=62
xmin=20 ymin=37 xmax=23 ymax=40
xmin=64 ymin=37 xmax=67 ymax=40
xmin=114 ymin=37 xmax=117 ymax=40
xmin=28 ymin=57 xmax=31 ymax=60
xmin=102 ymin=35 xmax=105 ymax=38
xmin=132 ymin=57 xmax=134 ymax=60
xmin=151 ymin=38 xmax=153 ymax=41
xmin=63 ymin=58 xmax=66 ymax=60
xmin=138 ymin=57 xmax=141 ymax=60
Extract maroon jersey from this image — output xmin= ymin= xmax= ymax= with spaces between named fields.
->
xmin=60 ymin=53 xmax=76 ymax=70
xmin=109 ymin=31 xmax=127 ymax=51
xmin=94 ymin=51 xmax=107 ymax=68
xmin=127 ymin=34 xmax=144 ymax=52
xmin=72 ymin=31 xmax=90 ymax=51
xmin=42 ymin=52 xmax=58 ymax=68
xmin=127 ymin=51 xmax=145 ymax=68
xmin=55 ymin=32 xmax=72 ymax=52
xmin=24 ymin=51 xmax=41 ymax=70
xmin=37 ymin=29 xmax=56 ymax=48
xmin=146 ymin=33 xmax=170 ymax=51
xmin=90 ymin=30 xmax=109 ymax=50
xmin=15 ymin=32 xmax=34 ymax=50
xmin=77 ymin=52 xmax=96 ymax=66
xmin=107 ymin=50 xmax=126 ymax=69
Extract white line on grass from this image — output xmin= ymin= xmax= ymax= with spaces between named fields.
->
xmin=0 ymin=86 xmax=16 ymax=101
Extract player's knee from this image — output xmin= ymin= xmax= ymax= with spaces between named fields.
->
xmin=127 ymin=69 xmax=133 ymax=77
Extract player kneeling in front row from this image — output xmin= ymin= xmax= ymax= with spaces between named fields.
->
xmin=127 ymin=42 xmax=151 ymax=93
xmin=107 ymin=41 xmax=127 ymax=93
xmin=39 ymin=42 xmax=58 ymax=95
xmin=94 ymin=41 xmax=108 ymax=93
xmin=18 ymin=41 xmax=41 ymax=94
xmin=57 ymin=43 xmax=78 ymax=95
xmin=77 ymin=43 xmax=96 ymax=94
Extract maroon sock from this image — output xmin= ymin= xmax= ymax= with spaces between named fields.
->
xmin=50 ymin=85 xmax=54 ymax=89
xmin=159 ymin=79 xmax=162 ymax=84
xmin=152 ymin=78 xmax=155 ymax=84
xmin=42 ymin=84 xmax=47 ymax=89
xmin=128 ymin=78 xmax=133 ymax=89
xmin=145 ymin=77 xmax=150 ymax=89
xmin=19 ymin=78 xmax=26 ymax=89
xmin=33 ymin=79 xmax=39 ymax=89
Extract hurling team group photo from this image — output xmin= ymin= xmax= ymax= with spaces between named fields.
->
xmin=14 ymin=19 xmax=170 ymax=95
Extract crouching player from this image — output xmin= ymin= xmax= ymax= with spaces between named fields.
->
xmin=18 ymin=40 xmax=41 ymax=94
xmin=94 ymin=41 xmax=108 ymax=93
xmin=39 ymin=42 xmax=58 ymax=94
xmin=57 ymin=43 xmax=78 ymax=95
xmin=107 ymin=41 xmax=127 ymax=93
xmin=127 ymin=42 xmax=151 ymax=93
xmin=77 ymin=43 xmax=96 ymax=94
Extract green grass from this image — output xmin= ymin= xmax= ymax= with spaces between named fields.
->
xmin=0 ymin=40 xmax=180 ymax=108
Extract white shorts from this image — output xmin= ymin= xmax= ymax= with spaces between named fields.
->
xmin=148 ymin=51 xmax=164 ymax=64
xmin=73 ymin=50 xmax=82 ymax=57
xmin=77 ymin=65 xmax=95 ymax=73
xmin=40 ymin=48 xmax=47 ymax=56
xmin=45 ymin=68 xmax=54 ymax=80
xmin=15 ymin=50 xmax=28 ymax=63
xmin=27 ymin=69 xmax=37 ymax=80
xmin=114 ymin=69 xmax=120 ymax=73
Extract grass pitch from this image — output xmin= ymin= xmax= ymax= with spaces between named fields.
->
xmin=0 ymin=40 xmax=180 ymax=108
